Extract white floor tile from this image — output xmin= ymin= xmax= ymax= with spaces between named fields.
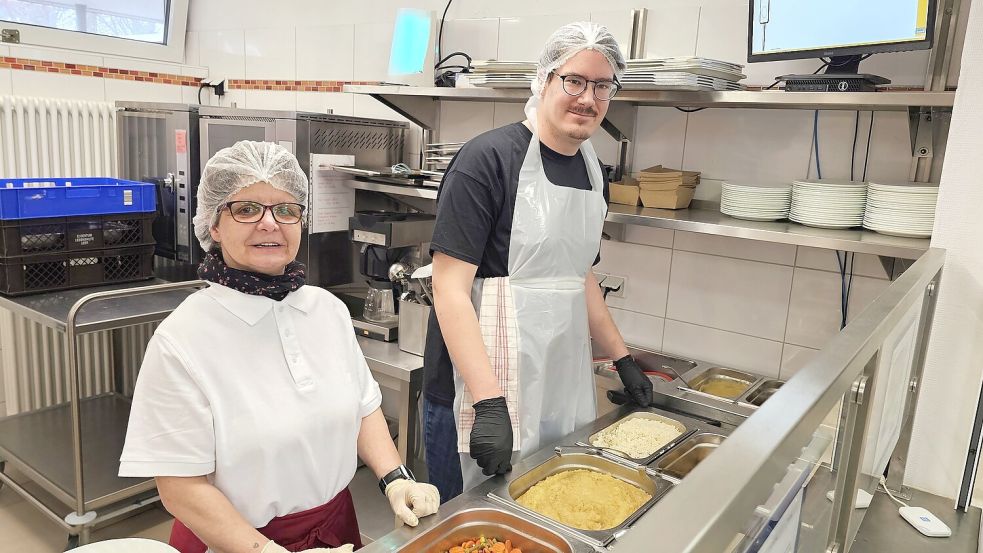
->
xmin=663 ymin=320 xmax=783 ymax=378
xmin=666 ymin=250 xmax=793 ymax=341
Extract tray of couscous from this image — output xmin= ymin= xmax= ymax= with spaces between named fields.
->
xmin=577 ymin=409 xmax=698 ymax=466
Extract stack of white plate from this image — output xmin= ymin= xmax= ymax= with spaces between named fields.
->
xmin=789 ymin=180 xmax=868 ymax=229
xmin=469 ymin=61 xmax=536 ymax=88
xmin=720 ymin=182 xmax=791 ymax=221
xmin=863 ymin=182 xmax=938 ymax=237
xmin=622 ymin=57 xmax=746 ymax=91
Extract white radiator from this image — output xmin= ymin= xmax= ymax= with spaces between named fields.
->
xmin=0 ymin=95 xmax=152 ymax=415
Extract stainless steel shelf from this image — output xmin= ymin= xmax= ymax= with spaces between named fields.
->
xmin=344 ymin=85 xmax=955 ymax=111
xmin=605 ymin=203 xmax=929 ymax=259
xmin=0 ymin=393 xmax=155 ymax=511
xmin=349 ymin=179 xmax=438 ymax=200
xmin=0 ymin=279 xmax=197 ymax=334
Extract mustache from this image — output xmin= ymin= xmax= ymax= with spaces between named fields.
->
xmin=568 ymin=107 xmax=598 ymax=117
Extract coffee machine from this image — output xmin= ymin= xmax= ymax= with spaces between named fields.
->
xmin=349 ymin=211 xmax=435 ymax=341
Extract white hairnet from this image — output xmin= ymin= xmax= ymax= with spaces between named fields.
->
xmin=193 ymin=140 xmax=308 ymax=251
xmin=531 ymin=22 xmax=626 ymax=98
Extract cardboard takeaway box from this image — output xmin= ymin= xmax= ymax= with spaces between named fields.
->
xmin=637 ymin=165 xmax=701 ymax=209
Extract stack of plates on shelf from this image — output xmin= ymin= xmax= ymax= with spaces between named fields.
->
xmin=469 ymin=61 xmax=536 ymax=88
xmin=720 ymin=182 xmax=791 ymax=221
xmin=789 ymin=179 xmax=868 ymax=229
xmin=622 ymin=57 xmax=746 ymax=91
xmin=863 ymin=182 xmax=938 ymax=238
xmin=424 ymin=142 xmax=463 ymax=173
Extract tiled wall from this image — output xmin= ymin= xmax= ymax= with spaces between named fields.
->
xmin=0 ymin=1 xmax=948 ymax=379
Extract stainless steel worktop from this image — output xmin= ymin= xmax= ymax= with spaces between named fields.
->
xmin=357 ymin=336 xmax=423 ymax=383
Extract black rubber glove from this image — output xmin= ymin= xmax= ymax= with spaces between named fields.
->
xmin=615 ymin=355 xmax=653 ymax=407
xmin=469 ymin=396 xmax=513 ymax=476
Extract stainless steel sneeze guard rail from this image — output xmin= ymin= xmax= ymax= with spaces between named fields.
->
xmin=612 ymin=247 xmax=947 ymax=553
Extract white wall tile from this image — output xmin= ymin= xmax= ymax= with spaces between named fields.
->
xmin=199 ymin=30 xmax=246 ymax=80
xmin=297 ymin=25 xmax=355 ymax=81
xmin=666 ymin=250 xmax=793 ymax=341
xmin=588 ymin=11 xmax=634 ymax=58
xmin=10 ymin=72 xmax=105 ymax=101
xmin=181 ymin=86 xmax=202 ymax=105
xmin=105 ymin=80 xmax=182 ymax=104
xmin=0 ymin=70 xmax=11 ymax=96
xmin=218 ymin=90 xmax=248 ymax=109
xmin=784 ymin=268 xmax=891 ymax=349
xmin=780 ymin=344 xmax=819 ymax=380
xmin=0 ymin=45 xmax=8 ymax=56
xmin=632 ymin=107 xmax=687 ymax=175
xmin=244 ymin=90 xmax=297 ymax=111
xmin=673 ymin=231 xmax=796 ymax=265
xmin=442 ymin=19 xmax=500 ymax=62
xmin=438 ymin=101 xmax=496 ymax=143
xmin=595 ymin=240 xmax=672 ymax=316
xmin=8 ymin=44 xmax=103 ymax=67
xmin=863 ymin=111 xmax=919 ymax=184
xmin=353 ymin=22 xmax=393 ymax=82
xmin=296 ymin=92 xmax=355 ymax=116
xmin=245 ymin=28 xmax=296 ymax=80
xmin=622 ymin=226 xmax=674 ymax=249
xmin=608 ymin=308 xmax=665 ymax=352
xmin=694 ymin=177 xmax=723 ymax=202
xmin=683 ymin=108 xmax=813 ymax=183
xmin=497 ymin=14 xmax=591 ymax=60
xmin=353 ymin=95 xmax=407 ymax=122
xmin=102 ymin=56 xmax=198 ymax=78
xmin=663 ymin=319 xmax=783 ymax=378
xmin=795 ymin=246 xmax=892 ymax=280
xmin=493 ymin=102 xmax=526 ymax=127
xmin=645 ymin=3 xmax=701 ymax=57
xmin=184 ymin=31 xmax=201 ymax=67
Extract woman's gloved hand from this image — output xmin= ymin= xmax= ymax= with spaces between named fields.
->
xmin=384 ymin=478 xmax=440 ymax=526
xmin=262 ymin=540 xmax=354 ymax=553
xmin=469 ymin=396 xmax=514 ymax=476
xmin=615 ymin=355 xmax=653 ymax=407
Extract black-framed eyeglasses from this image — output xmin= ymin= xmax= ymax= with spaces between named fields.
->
xmin=220 ymin=201 xmax=306 ymax=224
xmin=550 ymin=71 xmax=621 ymax=101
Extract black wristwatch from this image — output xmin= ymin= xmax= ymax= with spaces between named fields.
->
xmin=378 ymin=464 xmax=415 ymax=494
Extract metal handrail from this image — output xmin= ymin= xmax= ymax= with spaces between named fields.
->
xmin=63 ymin=280 xmax=207 ymax=518
xmin=613 ymin=248 xmax=946 ymax=552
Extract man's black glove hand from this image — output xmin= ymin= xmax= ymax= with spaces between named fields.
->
xmin=469 ymin=396 xmax=514 ymax=476
xmin=615 ymin=355 xmax=653 ymax=407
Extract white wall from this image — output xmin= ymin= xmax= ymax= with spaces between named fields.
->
xmin=908 ymin=0 xmax=983 ymax=502
xmin=1 ymin=0 xmax=977 ymax=498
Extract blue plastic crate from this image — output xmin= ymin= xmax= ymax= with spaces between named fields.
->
xmin=0 ymin=178 xmax=157 ymax=220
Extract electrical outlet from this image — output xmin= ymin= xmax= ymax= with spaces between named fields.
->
xmin=596 ymin=272 xmax=627 ymax=299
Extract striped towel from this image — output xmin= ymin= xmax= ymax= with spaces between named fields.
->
xmin=457 ymin=276 xmax=521 ymax=453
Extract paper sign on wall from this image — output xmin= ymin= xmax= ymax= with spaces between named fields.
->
xmin=309 ymin=154 xmax=356 ymax=234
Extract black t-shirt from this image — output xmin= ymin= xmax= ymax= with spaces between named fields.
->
xmin=423 ymin=122 xmax=610 ymax=406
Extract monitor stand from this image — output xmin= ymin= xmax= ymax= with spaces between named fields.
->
xmin=778 ymin=55 xmax=891 ymax=92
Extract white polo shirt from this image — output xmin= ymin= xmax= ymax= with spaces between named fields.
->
xmin=119 ymin=283 xmax=382 ymax=527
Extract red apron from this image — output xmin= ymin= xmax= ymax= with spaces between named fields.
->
xmin=168 ymin=488 xmax=363 ymax=553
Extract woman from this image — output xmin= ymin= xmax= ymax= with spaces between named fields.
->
xmin=120 ymin=141 xmax=438 ymax=553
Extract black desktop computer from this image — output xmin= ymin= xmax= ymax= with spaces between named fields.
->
xmin=747 ymin=0 xmax=937 ymax=91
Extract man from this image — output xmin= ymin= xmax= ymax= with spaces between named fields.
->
xmin=422 ymin=22 xmax=654 ymax=502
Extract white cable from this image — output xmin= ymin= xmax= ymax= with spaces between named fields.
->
xmin=879 ymin=476 xmax=909 ymax=508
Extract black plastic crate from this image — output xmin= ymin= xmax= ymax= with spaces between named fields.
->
xmin=0 ymin=212 xmax=156 ymax=257
xmin=0 ymin=245 xmax=155 ymax=296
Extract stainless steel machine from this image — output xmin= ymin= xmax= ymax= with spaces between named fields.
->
xmin=118 ymin=103 xmax=409 ymax=287
xmin=116 ymin=102 xmax=202 ymax=269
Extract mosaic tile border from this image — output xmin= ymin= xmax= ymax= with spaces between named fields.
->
xmin=0 ymin=56 xmax=379 ymax=91
xmin=0 ymin=56 xmax=202 ymax=86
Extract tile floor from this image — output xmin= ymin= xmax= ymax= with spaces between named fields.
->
xmin=0 ymin=466 xmax=397 ymax=552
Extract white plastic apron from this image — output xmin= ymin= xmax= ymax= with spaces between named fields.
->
xmin=453 ymin=97 xmax=608 ymax=490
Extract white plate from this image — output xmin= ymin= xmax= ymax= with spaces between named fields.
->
xmin=863 ymin=226 xmax=932 ymax=238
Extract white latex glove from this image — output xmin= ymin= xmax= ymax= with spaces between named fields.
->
xmin=261 ymin=540 xmax=355 ymax=553
xmin=384 ymin=478 xmax=440 ymax=527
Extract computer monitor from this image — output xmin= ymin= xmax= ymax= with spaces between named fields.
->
xmin=748 ymin=0 xmax=936 ymax=77
xmin=387 ymin=8 xmax=436 ymax=87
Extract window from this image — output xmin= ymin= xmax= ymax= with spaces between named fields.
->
xmin=0 ymin=0 xmax=188 ymax=63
